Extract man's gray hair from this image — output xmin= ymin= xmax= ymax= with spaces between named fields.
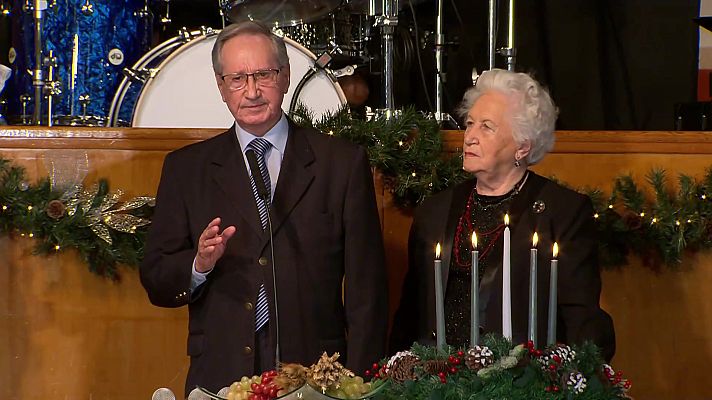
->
xmin=211 ymin=20 xmax=290 ymax=75
xmin=456 ymin=69 xmax=558 ymax=166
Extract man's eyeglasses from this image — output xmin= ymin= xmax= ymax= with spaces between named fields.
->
xmin=220 ymin=68 xmax=283 ymax=91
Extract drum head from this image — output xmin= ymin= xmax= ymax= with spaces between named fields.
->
xmin=131 ymin=35 xmax=345 ymax=128
xmin=223 ymin=0 xmax=342 ymax=27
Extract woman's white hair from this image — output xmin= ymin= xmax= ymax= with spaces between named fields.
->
xmin=456 ymin=69 xmax=558 ymax=166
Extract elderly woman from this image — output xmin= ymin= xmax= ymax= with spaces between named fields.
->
xmin=390 ymin=69 xmax=615 ymax=361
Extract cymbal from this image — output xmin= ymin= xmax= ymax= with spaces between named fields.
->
xmin=223 ymin=0 xmax=342 ymax=27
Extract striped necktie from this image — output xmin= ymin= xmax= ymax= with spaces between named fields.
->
xmin=247 ymin=138 xmax=271 ymax=332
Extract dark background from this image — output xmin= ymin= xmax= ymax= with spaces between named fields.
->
xmin=0 ymin=0 xmax=701 ymax=130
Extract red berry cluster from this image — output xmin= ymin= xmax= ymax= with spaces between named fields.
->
xmin=604 ymin=366 xmax=632 ymax=390
xmin=525 ymin=340 xmax=543 ymax=358
xmin=544 ymin=384 xmax=561 ymax=393
xmin=437 ymin=351 xmax=465 ymax=383
xmin=365 ymin=362 xmax=386 ymax=380
xmin=249 ymin=370 xmax=281 ymax=400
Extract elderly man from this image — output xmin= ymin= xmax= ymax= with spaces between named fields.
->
xmin=140 ymin=21 xmax=387 ymax=395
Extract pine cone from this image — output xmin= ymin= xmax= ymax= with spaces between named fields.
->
xmin=275 ymin=363 xmax=307 ymax=393
xmin=538 ymin=344 xmax=577 ymax=373
xmin=421 ymin=359 xmax=449 ymax=375
xmin=386 ymin=352 xmax=420 ymax=383
xmin=465 ymin=346 xmax=494 ymax=371
xmin=306 ymin=352 xmax=354 ymax=392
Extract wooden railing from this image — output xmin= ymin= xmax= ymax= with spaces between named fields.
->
xmin=1 ymin=127 xmax=711 ymax=400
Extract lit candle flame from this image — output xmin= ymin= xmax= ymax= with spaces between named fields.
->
xmin=436 ymin=243 xmax=441 ymax=259
xmin=553 ymin=242 xmax=559 ymax=259
xmin=472 ymin=232 xmax=478 ymax=249
xmin=532 ymin=232 xmax=538 ymax=247
xmin=504 ymin=214 xmax=510 ymax=226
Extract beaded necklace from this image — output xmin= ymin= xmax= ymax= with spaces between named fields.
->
xmin=452 ymin=172 xmax=529 ymax=270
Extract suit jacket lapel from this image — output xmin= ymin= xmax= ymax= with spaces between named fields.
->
xmin=210 ymin=126 xmax=264 ymax=236
xmin=266 ymin=122 xmax=315 ymax=244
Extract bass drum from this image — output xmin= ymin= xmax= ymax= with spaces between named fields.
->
xmin=109 ymin=30 xmax=346 ymax=128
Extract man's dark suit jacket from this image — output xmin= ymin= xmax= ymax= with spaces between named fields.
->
xmin=390 ymin=172 xmax=615 ymax=361
xmin=140 ymin=121 xmax=388 ymax=394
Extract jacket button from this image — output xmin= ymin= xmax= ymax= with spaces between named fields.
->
xmin=244 ymin=302 xmax=254 ymax=311
xmin=244 ymin=346 xmax=253 ymax=355
xmin=258 ymin=257 xmax=268 ymax=266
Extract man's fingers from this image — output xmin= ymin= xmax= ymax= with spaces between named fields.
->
xmin=220 ymin=226 xmax=237 ymax=242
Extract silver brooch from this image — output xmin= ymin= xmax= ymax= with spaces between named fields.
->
xmin=532 ymin=200 xmax=546 ymax=214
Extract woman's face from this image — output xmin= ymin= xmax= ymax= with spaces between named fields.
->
xmin=462 ymin=90 xmax=523 ymax=177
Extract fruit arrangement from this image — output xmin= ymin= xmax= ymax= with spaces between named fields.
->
xmin=226 ymin=370 xmax=282 ymax=400
xmin=225 ymin=353 xmax=383 ymax=400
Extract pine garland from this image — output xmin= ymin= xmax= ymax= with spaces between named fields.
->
xmin=3 ymin=108 xmax=712 ymax=277
xmin=0 ymin=158 xmax=153 ymax=279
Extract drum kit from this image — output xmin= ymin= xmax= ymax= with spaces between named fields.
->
xmin=0 ymin=0 xmax=402 ymax=127
xmin=0 ymin=0 xmax=516 ymax=128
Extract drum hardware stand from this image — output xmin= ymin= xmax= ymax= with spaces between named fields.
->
xmin=80 ymin=0 xmax=93 ymax=15
xmin=1 ymin=0 xmax=10 ymax=16
xmin=44 ymin=50 xmax=60 ymax=126
xmin=20 ymin=94 xmax=32 ymax=124
xmin=498 ymin=0 xmax=516 ymax=71
xmin=30 ymin=0 xmax=48 ymax=125
xmin=487 ymin=0 xmax=496 ymax=70
xmin=0 ymin=99 xmax=7 ymax=125
xmin=433 ymin=0 xmax=458 ymax=128
xmin=160 ymin=0 xmax=171 ymax=27
xmin=487 ymin=0 xmax=516 ymax=71
xmin=78 ymin=94 xmax=91 ymax=122
xmin=331 ymin=65 xmax=357 ymax=79
xmin=217 ymin=0 xmax=228 ymax=28
xmin=374 ymin=0 xmax=398 ymax=115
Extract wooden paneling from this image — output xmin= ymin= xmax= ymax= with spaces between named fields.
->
xmin=1 ymin=127 xmax=711 ymax=399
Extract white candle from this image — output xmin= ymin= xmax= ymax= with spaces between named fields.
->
xmin=502 ymin=214 xmax=512 ymax=340
xmin=528 ymin=232 xmax=538 ymax=347
xmin=508 ymin=0 xmax=515 ymax=48
xmin=547 ymin=242 xmax=559 ymax=346
xmin=434 ymin=243 xmax=446 ymax=351
xmin=471 ymin=232 xmax=479 ymax=347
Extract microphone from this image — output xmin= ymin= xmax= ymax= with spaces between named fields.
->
xmin=245 ymin=147 xmax=281 ymax=368
xmin=151 ymin=388 xmax=175 ymax=400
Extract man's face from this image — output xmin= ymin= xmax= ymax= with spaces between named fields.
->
xmin=216 ymin=33 xmax=290 ymax=136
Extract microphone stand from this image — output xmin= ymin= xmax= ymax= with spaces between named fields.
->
xmin=245 ymin=149 xmax=280 ymax=368
xmin=264 ymin=199 xmax=280 ymax=367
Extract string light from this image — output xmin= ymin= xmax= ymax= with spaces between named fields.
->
xmin=411 ymin=172 xmax=416 ymax=177
xmin=28 ymin=233 xmax=34 ymax=238
xmin=639 ymin=212 xmax=645 ymax=217
xmin=27 ymin=205 xmax=33 ymax=211
xmin=1 ymin=205 xmax=6 ymax=211
xmin=702 ymin=194 xmax=707 ymax=200
xmin=593 ymin=213 xmax=599 ymax=219
xmin=675 ymin=220 xmax=681 ymax=226
xmin=54 ymin=245 xmax=60 ymax=251
xmin=398 ymin=141 xmax=404 ymax=146
xmin=608 ymin=204 xmax=613 ymax=209
xmin=651 ymin=218 xmax=658 ymax=224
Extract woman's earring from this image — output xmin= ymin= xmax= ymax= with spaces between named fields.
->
xmin=514 ymin=158 xmax=521 ymax=168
